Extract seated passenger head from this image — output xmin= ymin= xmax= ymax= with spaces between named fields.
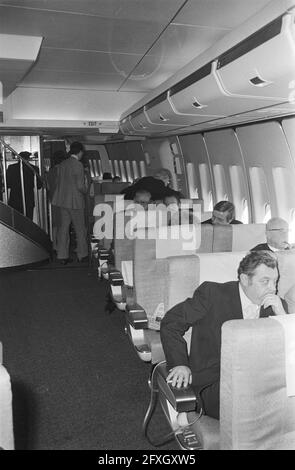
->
xmin=112 ymin=175 xmax=121 ymax=182
xmin=154 ymin=169 xmax=171 ymax=186
xmin=285 ymin=284 xmax=295 ymax=314
xmin=238 ymin=250 xmax=278 ymax=305
xmin=70 ymin=141 xmax=84 ymax=159
xmin=133 ymin=189 xmax=151 ymax=208
xmin=19 ymin=151 xmax=32 ymax=161
xmin=102 ymin=172 xmax=112 ymax=180
xmin=212 ymin=201 xmax=235 ymax=225
xmin=163 ymin=194 xmax=181 ymax=211
xmin=266 ymin=217 xmax=289 ymax=250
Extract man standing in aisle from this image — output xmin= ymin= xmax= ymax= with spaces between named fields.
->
xmin=52 ymin=141 xmax=88 ymax=264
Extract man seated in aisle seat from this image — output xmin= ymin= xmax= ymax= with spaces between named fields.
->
xmin=201 ymin=201 xmax=242 ymax=225
xmin=285 ymin=284 xmax=295 ymax=314
xmin=251 ymin=217 xmax=293 ymax=252
xmin=160 ymin=251 xmax=288 ymax=420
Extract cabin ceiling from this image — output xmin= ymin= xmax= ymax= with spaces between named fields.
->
xmin=0 ymin=0 xmax=271 ymax=100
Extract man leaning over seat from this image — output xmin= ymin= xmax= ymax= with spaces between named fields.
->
xmin=160 ymin=251 xmax=288 ymax=420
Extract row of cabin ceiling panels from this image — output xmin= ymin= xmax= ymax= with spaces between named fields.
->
xmin=120 ymin=12 xmax=295 ymax=136
xmin=175 ymin=117 xmax=295 ymax=237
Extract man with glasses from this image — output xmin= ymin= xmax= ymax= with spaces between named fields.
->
xmin=251 ymin=217 xmax=292 ymax=252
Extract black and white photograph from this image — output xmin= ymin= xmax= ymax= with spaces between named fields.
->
xmin=0 ymin=0 xmax=295 ymax=453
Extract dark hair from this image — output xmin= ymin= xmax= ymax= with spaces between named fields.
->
xmin=52 ymin=150 xmax=66 ymax=166
xmin=238 ymin=251 xmax=278 ymax=280
xmin=102 ymin=172 xmax=112 ymax=180
xmin=70 ymin=141 xmax=84 ymax=155
xmin=214 ymin=201 xmax=235 ymax=222
xmin=19 ymin=151 xmax=31 ymax=161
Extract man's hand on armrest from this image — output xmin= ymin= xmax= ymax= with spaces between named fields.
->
xmin=166 ymin=365 xmax=192 ymax=389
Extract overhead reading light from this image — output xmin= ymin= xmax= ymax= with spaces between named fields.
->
xmin=249 ymin=75 xmax=273 ymax=87
xmin=192 ymin=97 xmax=207 ymax=109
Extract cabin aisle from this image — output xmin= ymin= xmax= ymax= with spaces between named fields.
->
xmin=0 ymin=266 xmax=176 ymax=450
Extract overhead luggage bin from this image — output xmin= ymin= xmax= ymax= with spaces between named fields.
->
xmin=168 ymin=60 xmax=281 ymax=119
xmin=144 ymin=89 xmax=219 ymax=127
xmin=120 ymin=116 xmax=136 ymax=135
xmin=129 ymin=107 xmax=160 ymax=134
xmin=215 ymin=13 xmax=295 ymax=102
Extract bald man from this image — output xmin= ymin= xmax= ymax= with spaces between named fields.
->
xmin=251 ymin=217 xmax=292 ymax=252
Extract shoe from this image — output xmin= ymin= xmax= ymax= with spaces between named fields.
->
xmin=77 ymin=256 xmax=89 ymax=263
xmin=59 ymin=258 xmax=73 ymax=265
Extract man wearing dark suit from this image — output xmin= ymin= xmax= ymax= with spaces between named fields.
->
xmin=52 ymin=141 xmax=88 ymax=264
xmin=160 ymin=251 xmax=288 ymax=420
xmin=6 ymin=151 xmax=42 ymax=220
xmin=202 ymin=200 xmax=242 ymax=225
xmin=251 ymin=217 xmax=292 ymax=252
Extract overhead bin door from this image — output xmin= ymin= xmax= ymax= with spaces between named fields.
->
xmin=128 ymin=108 xmax=153 ymax=133
xmin=144 ymin=93 xmax=191 ymax=127
xmin=216 ymin=14 xmax=295 ymax=102
xmin=168 ymin=61 xmax=275 ymax=119
xmin=120 ymin=116 xmax=136 ymax=135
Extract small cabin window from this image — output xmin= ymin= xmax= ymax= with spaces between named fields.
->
xmin=186 ymin=163 xmax=199 ymax=198
xmin=272 ymin=167 xmax=293 ymax=219
xmin=132 ymin=161 xmax=139 ymax=180
xmin=92 ymin=160 xmax=99 ymax=177
xmin=249 ymin=166 xmax=271 ymax=223
xmin=229 ymin=165 xmax=249 ymax=222
xmin=98 ymin=160 xmax=103 ymax=178
xmin=208 ymin=191 xmax=213 ymax=212
xmin=199 ymin=163 xmax=213 ymax=211
xmin=88 ymin=160 xmax=95 ymax=178
xmin=213 ymin=164 xmax=229 ymax=203
xmin=290 ymin=209 xmax=295 ymax=243
xmin=119 ymin=161 xmax=127 ymax=182
xmin=263 ymin=203 xmax=272 ymax=223
xmin=113 ymin=160 xmax=120 ymax=178
xmin=144 ymin=152 xmax=151 ymax=166
xmin=241 ymin=199 xmax=249 ymax=224
xmin=108 ymin=161 xmax=114 ymax=178
xmin=125 ymin=161 xmax=133 ymax=183
xmin=139 ymin=161 xmax=147 ymax=177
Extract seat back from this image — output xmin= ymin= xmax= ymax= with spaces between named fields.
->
xmin=276 ymin=251 xmax=295 ymax=298
xmin=0 ymin=345 xmax=14 ymax=450
xmin=133 ymin=225 xmax=212 ymax=317
xmin=231 ymin=223 xmax=266 ymax=251
xmin=166 ymin=252 xmax=246 ymax=313
xmin=220 ymin=317 xmax=295 ymax=450
xmin=113 ymin=205 xmax=168 ymax=286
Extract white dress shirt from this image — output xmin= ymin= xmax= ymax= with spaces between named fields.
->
xmin=239 ymin=283 xmax=260 ymax=319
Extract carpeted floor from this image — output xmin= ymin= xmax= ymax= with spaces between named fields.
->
xmin=0 ymin=266 xmax=178 ymax=450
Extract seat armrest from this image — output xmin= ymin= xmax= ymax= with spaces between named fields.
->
xmin=109 ymin=270 xmax=124 ymax=286
xmin=126 ymin=303 xmax=148 ymax=329
xmin=96 ymin=247 xmax=112 ymax=260
xmin=156 ymin=362 xmax=197 ymax=413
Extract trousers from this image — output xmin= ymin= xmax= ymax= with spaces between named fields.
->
xmin=57 ymin=207 xmax=88 ymax=260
